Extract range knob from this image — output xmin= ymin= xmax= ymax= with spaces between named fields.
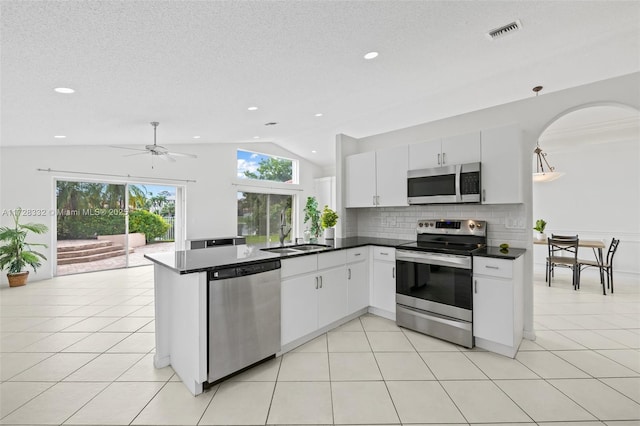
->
xmin=469 ymin=223 xmax=475 ymax=230
xmin=418 ymin=222 xmax=424 ymax=227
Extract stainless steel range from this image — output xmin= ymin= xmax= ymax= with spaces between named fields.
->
xmin=395 ymin=219 xmax=487 ymax=348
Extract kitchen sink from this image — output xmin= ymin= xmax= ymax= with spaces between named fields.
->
xmin=261 ymin=243 xmax=331 ymax=255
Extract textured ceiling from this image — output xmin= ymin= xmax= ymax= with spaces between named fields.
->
xmin=1 ymin=1 xmax=639 ymax=167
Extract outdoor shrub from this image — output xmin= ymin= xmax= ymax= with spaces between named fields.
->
xmin=57 ymin=209 xmax=125 ymax=239
xmin=128 ymin=209 xmax=170 ymax=243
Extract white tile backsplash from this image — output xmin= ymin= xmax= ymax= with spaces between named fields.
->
xmin=347 ymin=204 xmax=527 ymax=248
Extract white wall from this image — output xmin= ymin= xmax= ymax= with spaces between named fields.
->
xmin=336 ymin=72 xmax=640 ymax=340
xmin=0 ymin=142 xmax=323 ymax=284
xmin=533 ymin=137 xmax=640 ymax=276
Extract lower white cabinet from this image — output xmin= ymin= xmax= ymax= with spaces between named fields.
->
xmin=280 ymin=251 xmax=348 ymax=346
xmin=370 ymin=246 xmax=396 ymax=318
xmin=473 ymin=256 xmax=523 ymax=357
xmin=346 ymin=247 xmax=369 ymax=312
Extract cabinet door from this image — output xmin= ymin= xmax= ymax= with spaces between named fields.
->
xmin=472 ymin=276 xmax=513 ymax=346
xmin=408 ymin=139 xmax=442 ymax=170
xmin=281 ymin=274 xmax=318 ymax=346
xmin=371 ymin=260 xmax=396 ymax=314
xmin=345 ymin=151 xmax=377 ymax=208
xmin=376 ymin=145 xmax=409 ymax=207
xmin=480 ymin=125 xmax=523 ymax=204
xmin=347 ymin=261 xmax=369 ymax=313
xmin=441 ymin=132 xmax=481 ymax=165
xmin=317 ymin=266 xmax=348 ymax=328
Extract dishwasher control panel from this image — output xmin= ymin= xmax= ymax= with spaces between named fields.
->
xmin=209 ymin=260 xmax=281 ymax=280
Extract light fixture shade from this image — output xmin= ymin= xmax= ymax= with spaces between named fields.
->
xmin=533 ymin=171 xmax=565 ymax=182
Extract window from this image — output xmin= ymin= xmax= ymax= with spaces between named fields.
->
xmin=237 ymin=192 xmax=293 ymax=244
xmin=237 ymin=149 xmax=296 ymax=184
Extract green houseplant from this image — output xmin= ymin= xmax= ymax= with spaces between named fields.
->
xmin=0 ymin=208 xmax=49 ymax=287
xmin=320 ymin=205 xmax=339 ymax=239
xmin=533 ymin=219 xmax=547 ymax=241
xmin=303 ymin=196 xmax=321 ymax=242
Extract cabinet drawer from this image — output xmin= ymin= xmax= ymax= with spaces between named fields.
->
xmin=317 ymin=250 xmax=347 ymax=270
xmin=281 ymin=255 xmax=318 ymax=278
xmin=346 ymin=247 xmax=368 ymax=263
xmin=473 ymin=257 xmax=513 ymax=279
xmin=373 ymin=246 xmax=395 ymax=261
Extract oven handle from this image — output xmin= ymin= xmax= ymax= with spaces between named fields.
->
xmin=396 ymin=250 xmax=471 ymax=269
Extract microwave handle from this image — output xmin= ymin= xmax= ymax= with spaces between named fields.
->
xmin=455 ymin=164 xmax=462 ymax=202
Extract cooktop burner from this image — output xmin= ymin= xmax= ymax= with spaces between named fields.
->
xmin=399 ymin=219 xmax=487 ymax=255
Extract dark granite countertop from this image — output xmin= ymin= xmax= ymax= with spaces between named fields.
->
xmin=144 ymin=237 xmax=412 ymax=274
xmin=473 ymin=246 xmax=527 ymax=260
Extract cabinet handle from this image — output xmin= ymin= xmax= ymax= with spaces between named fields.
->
xmin=376 ymin=195 xmax=380 ymax=205
xmin=373 ymin=195 xmax=376 ymax=206
xmin=485 ymin=265 xmax=500 ymax=270
xmin=482 ymin=189 xmax=486 ymax=202
xmin=474 ymin=279 xmax=478 ymax=294
xmin=319 ymin=276 xmax=323 ymax=288
xmin=348 ymin=268 xmax=351 ymax=279
xmin=442 ymin=152 xmax=446 ymax=165
xmin=392 ymin=267 xmax=395 ymax=279
xmin=380 ymin=252 xmax=388 ymax=256
xmin=354 ymin=253 xmax=361 ymax=257
xmin=315 ymin=276 xmax=319 ymax=289
xmin=437 ymin=153 xmax=441 ymax=165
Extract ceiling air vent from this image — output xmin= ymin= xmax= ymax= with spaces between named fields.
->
xmin=486 ymin=19 xmax=522 ymax=40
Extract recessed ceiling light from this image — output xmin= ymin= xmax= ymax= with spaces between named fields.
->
xmin=248 ymin=106 xmax=258 ymax=111
xmin=192 ymin=135 xmax=201 ymax=139
xmin=54 ymin=87 xmax=75 ymax=94
xmin=364 ymin=51 xmax=378 ymax=60
xmin=311 ymin=150 xmax=317 ymax=154
xmin=253 ymin=136 xmax=260 ymax=139
xmin=314 ymin=113 xmax=323 ymax=117
xmin=54 ymin=135 xmax=66 ymax=139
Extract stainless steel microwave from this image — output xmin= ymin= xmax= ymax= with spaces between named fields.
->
xmin=407 ymin=162 xmax=481 ymax=205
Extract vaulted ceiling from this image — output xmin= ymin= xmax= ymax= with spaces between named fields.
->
xmin=2 ymin=1 xmax=639 ymax=167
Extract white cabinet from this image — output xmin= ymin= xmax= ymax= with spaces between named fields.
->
xmin=409 ymin=132 xmax=481 ymax=170
xmin=370 ymin=246 xmax=396 ymax=319
xmin=480 ymin=124 xmax=524 ymax=204
xmin=280 ymin=251 xmax=348 ymax=346
xmin=345 ymin=151 xmax=377 ymax=208
xmin=346 ymin=247 xmax=369 ymax=313
xmin=345 ymin=146 xmax=408 ymax=208
xmin=473 ymin=256 xmax=524 ymax=358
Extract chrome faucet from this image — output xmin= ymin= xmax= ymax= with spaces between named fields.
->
xmin=279 ymin=208 xmax=291 ymax=247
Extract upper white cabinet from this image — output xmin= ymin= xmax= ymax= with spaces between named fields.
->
xmin=345 ymin=145 xmax=408 ymax=208
xmin=409 ymin=132 xmax=481 ymax=170
xmin=345 ymin=151 xmax=377 ymax=208
xmin=480 ymin=124 xmax=524 ymax=204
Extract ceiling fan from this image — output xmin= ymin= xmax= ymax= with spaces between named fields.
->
xmin=113 ymin=121 xmax=198 ymax=164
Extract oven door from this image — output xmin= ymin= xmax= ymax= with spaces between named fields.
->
xmin=395 ymin=250 xmax=472 ymax=322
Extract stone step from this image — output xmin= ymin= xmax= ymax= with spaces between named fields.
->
xmin=57 ymin=243 xmax=126 ymax=259
xmin=57 ymin=247 xmax=135 ymax=265
xmin=57 ymin=240 xmax=113 ymax=252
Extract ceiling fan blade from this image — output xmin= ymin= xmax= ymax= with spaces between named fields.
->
xmin=157 ymin=153 xmax=176 ymax=162
xmin=166 ymin=151 xmax=198 ymax=158
xmin=110 ymin=145 xmax=148 ymax=152
xmin=123 ymin=152 xmax=150 ymax=157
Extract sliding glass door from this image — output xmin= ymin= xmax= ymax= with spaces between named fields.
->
xmin=55 ymin=179 xmax=181 ymax=275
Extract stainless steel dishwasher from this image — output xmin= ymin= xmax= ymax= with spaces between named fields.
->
xmin=207 ymin=259 xmax=281 ymax=383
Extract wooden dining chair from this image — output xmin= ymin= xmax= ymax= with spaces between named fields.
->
xmin=579 ymin=238 xmax=620 ymax=294
xmin=546 ymin=235 xmax=580 ymax=290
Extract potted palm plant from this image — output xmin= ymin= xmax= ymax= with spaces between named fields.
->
xmin=0 ymin=208 xmax=49 ymax=287
xmin=320 ymin=205 xmax=339 ymax=239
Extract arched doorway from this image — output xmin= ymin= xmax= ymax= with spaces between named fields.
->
xmin=531 ymin=104 xmax=640 ymax=290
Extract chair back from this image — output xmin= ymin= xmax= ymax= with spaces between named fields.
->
xmin=607 ymin=238 xmax=620 ymax=264
xmin=548 ymin=235 xmax=579 ymax=261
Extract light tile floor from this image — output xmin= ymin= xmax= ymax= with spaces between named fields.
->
xmin=1 ymin=266 xmax=639 ymax=425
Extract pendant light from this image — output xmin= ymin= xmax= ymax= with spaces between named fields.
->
xmin=532 ymin=86 xmax=564 ymax=183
